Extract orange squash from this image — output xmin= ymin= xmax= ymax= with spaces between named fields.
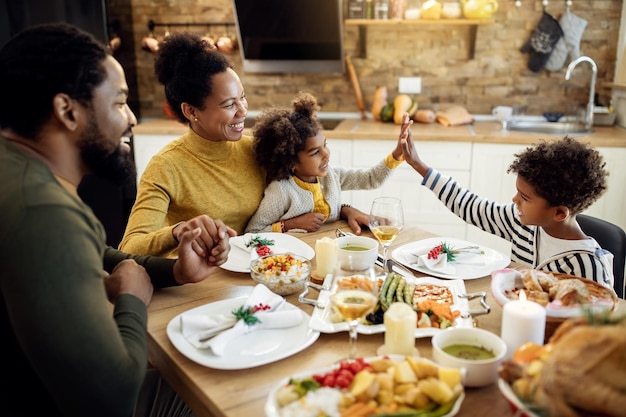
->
xmin=371 ymin=86 xmax=388 ymax=121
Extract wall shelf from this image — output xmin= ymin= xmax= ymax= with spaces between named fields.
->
xmin=344 ymin=18 xmax=494 ymax=59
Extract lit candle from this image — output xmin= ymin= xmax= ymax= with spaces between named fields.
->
xmin=500 ymin=290 xmax=546 ymax=360
xmin=383 ymin=302 xmax=417 ymax=356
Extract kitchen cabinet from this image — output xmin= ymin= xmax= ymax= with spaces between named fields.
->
xmin=344 ymin=18 xmax=493 ymax=59
xmin=132 ymin=120 xmax=626 ymax=259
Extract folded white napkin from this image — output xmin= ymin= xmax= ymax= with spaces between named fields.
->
xmin=415 ymin=254 xmax=456 ymax=275
xmin=414 ymin=250 xmax=486 ymax=274
xmin=180 ymin=284 xmax=303 ymax=355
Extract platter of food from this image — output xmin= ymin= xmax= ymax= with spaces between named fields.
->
xmin=306 ymin=272 xmax=475 ymax=336
xmin=490 ymin=268 xmax=617 ymax=318
xmin=221 ymin=233 xmax=315 ymax=273
xmin=265 ymin=355 xmax=465 ymax=417
xmin=391 ymin=237 xmax=511 ymax=280
xmin=497 ymin=379 xmax=542 ymax=417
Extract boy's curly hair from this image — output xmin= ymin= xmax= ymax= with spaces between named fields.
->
xmin=252 ymin=91 xmax=323 ymax=183
xmin=507 ymin=137 xmax=608 ymax=214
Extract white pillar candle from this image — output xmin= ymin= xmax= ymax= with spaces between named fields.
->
xmin=384 ymin=302 xmax=417 ymax=356
xmin=500 ymin=291 xmax=546 ymax=360
xmin=315 ymin=237 xmax=338 ymax=280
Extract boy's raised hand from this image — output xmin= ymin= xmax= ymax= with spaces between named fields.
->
xmin=399 ymin=112 xmax=429 ymax=177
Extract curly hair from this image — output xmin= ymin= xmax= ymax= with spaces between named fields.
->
xmin=154 ymin=32 xmax=232 ymax=124
xmin=252 ymin=91 xmax=323 ymax=183
xmin=507 ymin=137 xmax=608 ymax=214
xmin=0 ymin=23 xmax=109 ymax=139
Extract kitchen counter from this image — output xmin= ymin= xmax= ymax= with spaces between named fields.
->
xmin=134 ymin=117 xmax=626 ymax=148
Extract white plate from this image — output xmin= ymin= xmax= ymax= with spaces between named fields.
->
xmin=221 ymin=233 xmax=316 ymax=273
xmin=490 ymin=268 xmax=616 ymax=319
xmin=392 ymin=237 xmax=511 ymax=280
xmin=308 ymin=273 xmax=474 ymax=337
xmin=166 ymin=297 xmax=320 ymax=370
xmin=265 ymin=355 xmax=465 ymax=417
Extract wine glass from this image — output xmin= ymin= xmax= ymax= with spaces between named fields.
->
xmin=369 ymin=197 xmax=404 ymax=277
xmin=330 ymin=258 xmax=378 ymax=360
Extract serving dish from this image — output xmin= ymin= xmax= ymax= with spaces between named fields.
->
xmin=391 ymin=237 xmax=511 ymax=280
xmin=497 ymin=379 xmax=543 ymax=417
xmin=166 ymin=297 xmax=319 ymax=369
xmin=265 ymin=355 xmax=465 ymax=417
xmin=490 ymin=268 xmax=617 ymax=319
xmin=221 ymin=232 xmax=315 ymax=273
xmin=302 ymin=273 xmax=488 ymax=336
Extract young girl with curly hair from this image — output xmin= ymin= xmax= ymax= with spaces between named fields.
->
xmin=398 ymin=112 xmax=614 ymax=291
xmin=245 ymin=91 xmax=406 ymax=234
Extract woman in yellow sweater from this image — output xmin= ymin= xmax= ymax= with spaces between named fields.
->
xmin=120 ymin=33 xmax=370 ymax=258
xmin=119 ymin=33 xmax=263 ymax=257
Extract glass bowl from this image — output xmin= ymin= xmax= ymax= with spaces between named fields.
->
xmin=250 ymin=253 xmax=312 ymax=296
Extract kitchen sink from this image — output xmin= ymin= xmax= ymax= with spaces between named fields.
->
xmin=506 ymin=120 xmax=592 ymax=135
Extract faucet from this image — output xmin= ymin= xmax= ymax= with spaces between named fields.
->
xmin=565 ymin=56 xmax=597 ymax=131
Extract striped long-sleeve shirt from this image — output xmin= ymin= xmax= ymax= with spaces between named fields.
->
xmin=422 ymin=168 xmax=614 ymax=290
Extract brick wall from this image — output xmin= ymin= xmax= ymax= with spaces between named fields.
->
xmin=106 ymin=0 xmax=622 ymax=120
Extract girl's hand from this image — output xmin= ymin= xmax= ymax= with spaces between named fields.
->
xmin=393 ymin=112 xmax=413 ymax=161
xmin=286 ymin=213 xmax=325 ymax=232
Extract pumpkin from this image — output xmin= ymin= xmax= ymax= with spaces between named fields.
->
xmin=393 ymin=94 xmax=416 ymax=124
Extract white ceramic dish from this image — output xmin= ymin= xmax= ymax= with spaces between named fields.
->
xmin=307 ymin=273 xmax=474 ymax=336
xmin=431 ymin=327 xmax=507 ymax=387
xmin=391 ymin=237 xmax=511 ymax=280
xmin=221 ymin=233 xmax=316 ymax=273
xmin=490 ymin=268 xmax=616 ymax=318
xmin=167 ymin=297 xmax=319 ymax=369
xmin=335 ymin=235 xmax=379 ymax=270
xmin=264 ymin=355 xmax=465 ymax=417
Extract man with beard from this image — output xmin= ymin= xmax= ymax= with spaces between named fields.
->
xmin=0 ymin=23 xmax=235 ymax=417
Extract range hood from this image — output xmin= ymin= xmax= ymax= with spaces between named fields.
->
xmin=232 ymin=0 xmax=345 ymax=74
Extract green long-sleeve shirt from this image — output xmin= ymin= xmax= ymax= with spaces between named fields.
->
xmin=0 ymin=138 xmax=179 ymax=417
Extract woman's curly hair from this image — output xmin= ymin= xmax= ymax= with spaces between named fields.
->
xmin=252 ymin=91 xmax=323 ymax=183
xmin=154 ymin=32 xmax=231 ymax=124
xmin=507 ymin=137 xmax=608 ymax=214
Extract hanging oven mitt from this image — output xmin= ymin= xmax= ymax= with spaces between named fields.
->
xmin=520 ymin=11 xmax=564 ymax=72
xmin=545 ymin=9 xmax=588 ymax=72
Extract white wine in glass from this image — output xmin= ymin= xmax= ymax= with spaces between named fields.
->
xmin=330 ymin=260 xmax=378 ymax=360
xmin=369 ymin=197 xmax=404 ymax=276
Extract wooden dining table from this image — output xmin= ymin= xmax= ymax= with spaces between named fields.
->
xmin=146 ymin=221 xmax=625 ymax=417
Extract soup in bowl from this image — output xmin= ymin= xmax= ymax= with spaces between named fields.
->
xmin=431 ymin=327 xmax=507 ymax=387
xmin=335 ymin=235 xmax=379 ymax=271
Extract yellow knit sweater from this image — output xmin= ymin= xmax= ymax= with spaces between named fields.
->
xmin=119 ymin=129 xmax=265 ymax=257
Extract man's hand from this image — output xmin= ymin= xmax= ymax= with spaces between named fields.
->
xmin=104 ymin=259 xmax=153 ymax=306
xmin=173 ymin=216 xmax=237 ymax=284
